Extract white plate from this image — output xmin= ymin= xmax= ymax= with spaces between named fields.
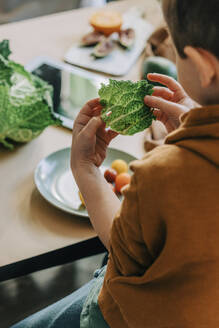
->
xmin=34 ymin=147 xmax=137 ymax=217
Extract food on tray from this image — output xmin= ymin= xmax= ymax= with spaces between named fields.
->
xmin=141 ymin=56 xmax=177 ymax=85
xmin=111 ymin=159 xmax=128 ymax=174
xmin=90 ymin=11 xmax=123 ymax=36
xmin=92 ymin=37 xmax=115 ymax=58
xmin=79 ymin=158 xmax=131 ymax=207
xmin=115 ymin=172 xmax=131 ymax=193
xmin=80 ymin=11 xmax=136 ymax=59
xmin=106 ymin=159 xmax=131 ymax=194
xmin=79 ymin=190 xmax=86 ymax=206
xmin=80 ymin=30 xmax=104 ymax=46
xmin=104 ymin=168 xmax=117 ymax=183
xmin=0 ymin=40 xmax=61 ymax=150
xmin=99 ymin=79 xmax=155 ymax=135
xmin=118 ymin=28 xmax=135 ymax=48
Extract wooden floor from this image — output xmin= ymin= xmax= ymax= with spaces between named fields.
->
xmin=0 ymin=253 xmax=105 ymax=327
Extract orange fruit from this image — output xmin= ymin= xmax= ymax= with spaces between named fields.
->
xmin=115 ymin=173 xmax=131 ymax=193
xmin=90 ymin=11 xmax=123 ymax=36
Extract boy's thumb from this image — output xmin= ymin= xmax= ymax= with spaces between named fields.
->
xmin=83 ymin=116 xmax=102 ymax=136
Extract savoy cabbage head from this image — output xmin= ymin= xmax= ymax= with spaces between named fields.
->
xmin=0 ymin=40 xmax=61 ymax=149
xmin=99 ymin=79 xmax=155 ymax=135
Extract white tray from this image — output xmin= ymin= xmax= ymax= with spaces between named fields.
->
xmin=64 ymin=8 xmax=154 ymax=76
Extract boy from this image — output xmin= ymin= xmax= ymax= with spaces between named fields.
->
xmin=12 ymin=0 xmax=219 ymax=327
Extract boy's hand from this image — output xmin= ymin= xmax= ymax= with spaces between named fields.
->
xmin=70 ymin=98 xmax=120 ymax=250
xmin=144 ymin=73 xmax=197 ymax=133
xmin=71 ymin=98 xmax=118 ymax=172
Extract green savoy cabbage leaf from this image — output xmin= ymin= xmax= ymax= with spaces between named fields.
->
xmin=99 ymin=79 xmax=155 ymax=135
xmin=0 ymin=40 xmax=11 ymax=60
xmin=0 ymin=40 xmax=61 ymax=149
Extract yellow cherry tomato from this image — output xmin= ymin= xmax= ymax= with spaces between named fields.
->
xmin=78 ymin=191 xmax=85 ymax=207
xmin=111 ymin=159 xmax=128 ymax=174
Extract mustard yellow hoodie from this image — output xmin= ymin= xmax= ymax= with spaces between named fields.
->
xmin=99 ymin=105 xmax=219 ymax=328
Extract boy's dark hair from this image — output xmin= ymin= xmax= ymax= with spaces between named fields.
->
xmin=163 ymin=0 xmax=219 ymax=58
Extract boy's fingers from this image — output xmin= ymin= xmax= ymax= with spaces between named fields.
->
xmin=77 ymin=98 xmax=101 ymax=119
xmin=81 ymin=116 xmax=103 ymax=138
xmin=147 ymin=73 xmax=181 ymax=93
xmin=86 ymin=98 xmax=101 ymax=109
xmin=145 ymin=95 xmax=175 ymax=113
xmin=93 ymin=105 xmax=103 ymax=116
xmin=152 ymin=87 xmax=174 ymax=101
xmin=106 ymin=129 xmax=118 ymax=143
xmin=153 ymin=109 xmax=167 ymax=121
xmin=153 ymin=109 xmax=176 ymax=133
xmin=97 ymin=126 xmax=118 ymax=145
xmin=74 ymin=101 xmax=102 ymax=133
xmin=144 ymin=95 xmax=184 ymax=114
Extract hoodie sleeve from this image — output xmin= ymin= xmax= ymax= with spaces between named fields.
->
xmin=108 ymin=171 xmax=155 ymax=278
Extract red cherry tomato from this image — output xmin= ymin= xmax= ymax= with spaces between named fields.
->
xmin=115 ymin=172 xmax=131 ymax=193
xmin=104 ymin=168 xmax=117 ymax=183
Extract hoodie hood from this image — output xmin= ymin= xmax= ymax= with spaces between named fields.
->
xmin=165 ymin=105 xmax=219 ymax=166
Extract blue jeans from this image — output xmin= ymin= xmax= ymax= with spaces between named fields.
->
xmin=11 ymin=277 xmax=96 ymax=328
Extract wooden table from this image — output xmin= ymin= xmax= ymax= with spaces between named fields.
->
xmin=0 ymin=0 xmax=162 ymax=280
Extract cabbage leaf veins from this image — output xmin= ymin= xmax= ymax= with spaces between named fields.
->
xmin=99 ymin=79 xmax=155 ymax=135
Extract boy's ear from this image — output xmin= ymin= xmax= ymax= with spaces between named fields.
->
xmin=184 ymin=46 xmax=216 ymax=88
